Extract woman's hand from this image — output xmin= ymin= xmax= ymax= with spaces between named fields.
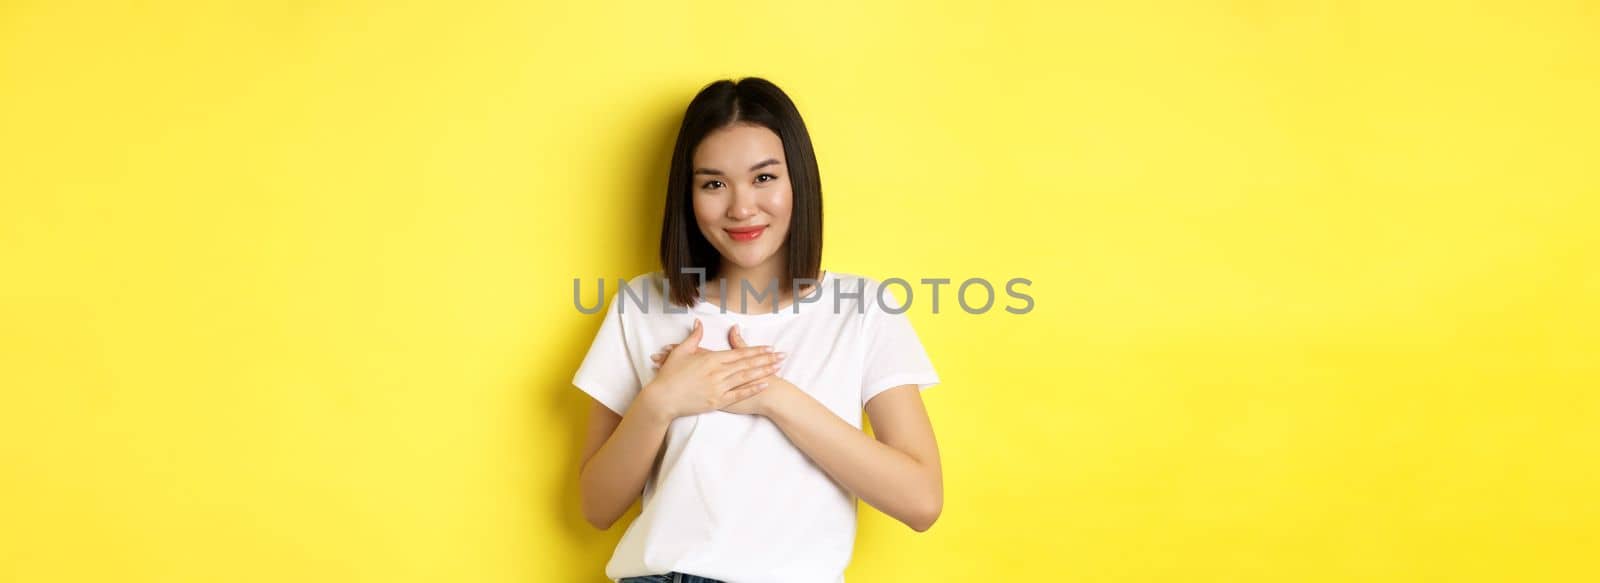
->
xmin=637 ymin=319 xmax=785 ymax=421
xmin=650 ymin=324 xmax=792 ymax=417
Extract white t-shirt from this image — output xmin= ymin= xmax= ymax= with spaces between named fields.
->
xmin=571 ymin=269 xmax=940 ymax=583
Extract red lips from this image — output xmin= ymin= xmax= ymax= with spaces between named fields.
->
xmin=725 ymin=225 xmax=768 ymax=242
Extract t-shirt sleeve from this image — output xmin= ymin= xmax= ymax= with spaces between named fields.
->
xmin=859 ymin=284 xmax=941 ymax=406
xmin=571 ymin=291 xmax=642 ymax=416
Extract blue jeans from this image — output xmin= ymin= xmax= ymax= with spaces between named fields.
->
xmin=620 ymin=573 xmax=726 ymax=583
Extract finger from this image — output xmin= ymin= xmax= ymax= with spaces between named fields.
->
xmin=717 ymin=379 xmax=771 ymax=407
xmin=713 ymin=345 xmax=774 ymax=363
xmin=650 ymin=353 xmax=665 ymax=363
xmin=724 ymin=349 xmax=784 ymax=371
xmin=728 ymin=324 xmax=747 ymax=349
xmin=673 ymin=319 xmax=702 ymax=354
xmin=721 ymin=361 xmax=781 ymax=388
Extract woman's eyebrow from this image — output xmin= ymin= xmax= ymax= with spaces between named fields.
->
xmin=693 ymin=158 xmax=783 ymax=176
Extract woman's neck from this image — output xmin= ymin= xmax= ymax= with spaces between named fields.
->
xmin=707 ymin=259 xmax=794 ymax=314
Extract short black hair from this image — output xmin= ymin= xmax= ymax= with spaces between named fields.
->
xmin=659 ymin=77 xmax=824 ymax=307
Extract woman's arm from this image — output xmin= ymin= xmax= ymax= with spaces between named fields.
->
xmin=761 ymin=383 xmax=943 ymax=531
xmin=577 ymin=320 xmax=782 ymax=530
xmin=577 ymin=398 xmax=672 ymax=530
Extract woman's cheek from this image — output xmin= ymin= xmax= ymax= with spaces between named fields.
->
xmin=767 ymin=186 xmax=794 ymax=215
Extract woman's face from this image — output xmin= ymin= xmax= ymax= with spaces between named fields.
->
xmin=691 ymin=122 xmax=793 ymax=273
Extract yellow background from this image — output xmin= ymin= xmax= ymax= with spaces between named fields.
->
xmin=3 ymin=1 xmax=1596 ymax=581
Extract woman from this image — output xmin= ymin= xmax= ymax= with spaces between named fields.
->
xmin=572 ymin=77 xmax=943 ymax=583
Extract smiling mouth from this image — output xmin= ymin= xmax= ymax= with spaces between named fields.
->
xmin=724 ymin=225 xmax=768 ymax=242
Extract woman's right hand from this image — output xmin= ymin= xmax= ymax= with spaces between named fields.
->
xmin=637 ymin=319 xmax=785 ymax=421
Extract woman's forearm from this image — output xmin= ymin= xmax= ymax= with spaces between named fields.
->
xmin=764 ymin=385 xmax=942 ymax=531
xmin=578 ymin=392 xmax=673 ymax=530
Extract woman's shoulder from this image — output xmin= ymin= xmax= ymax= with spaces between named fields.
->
xmin=821 ymin=270 xmax=873 ymax=290
xmin=825 ymin=270 xmax=900 ymax=294
xmin=815 ymin=270 xmax=907 ymax=317
xmin=825 ymin=270 xmax=915 ymax=317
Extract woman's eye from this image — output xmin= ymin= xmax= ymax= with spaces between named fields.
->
xmin=701 ymin=180 xmax=724 ymax=190
xmin=756 ymin=173 xmax=777 ymax=183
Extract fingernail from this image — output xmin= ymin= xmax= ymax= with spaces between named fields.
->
xmin=775 ymin=352 xmax=787 ymax=360
xmin=757 ymin=382 xmax=769 ymax=388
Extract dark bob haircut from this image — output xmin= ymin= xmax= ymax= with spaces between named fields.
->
xmin=659 ymin=77 xmax=824 ymax=308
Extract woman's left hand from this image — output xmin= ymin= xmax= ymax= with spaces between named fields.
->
xmin=649 ymin=324 xmax=792 ymax=416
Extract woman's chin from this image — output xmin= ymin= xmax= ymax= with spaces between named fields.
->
xmin=718 ymin=250 xmax=778 ymax=270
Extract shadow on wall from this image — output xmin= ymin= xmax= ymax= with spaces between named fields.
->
xmin=527 ymin=85 xmax=689 ymax=578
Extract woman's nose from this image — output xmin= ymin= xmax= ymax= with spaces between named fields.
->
xmin=726 ymin=188 xmax=757 ymax=219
